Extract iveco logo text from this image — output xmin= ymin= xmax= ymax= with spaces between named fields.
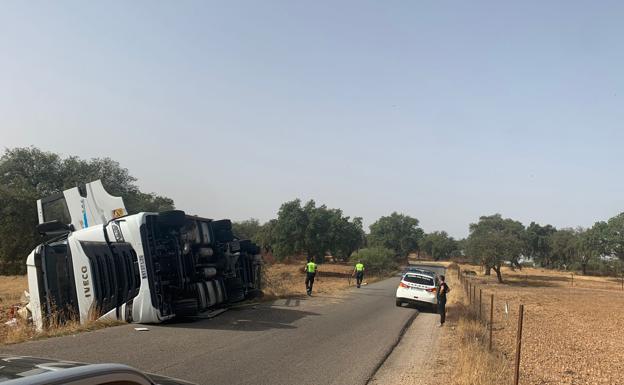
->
xmin=81 ymin=266 xmax=91 ymax=298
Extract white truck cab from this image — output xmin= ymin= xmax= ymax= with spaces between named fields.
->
xmin=26 ymin=181 xmax=262 ymax=330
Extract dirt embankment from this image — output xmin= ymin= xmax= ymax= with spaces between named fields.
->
xmin=452 ymin=265 xmax=624 ymax=385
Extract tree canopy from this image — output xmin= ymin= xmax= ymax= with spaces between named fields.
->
xmin=268 ymin=199 xmax=365 ymax=262
xmin=368 ymin=212 xmax=423 ymax=259
xmin=420 ymin=231 xmax=459 ymax=261
xmin=523 ymin=222 xmax=557 ymax=267
xmin=231 ymin=218 xmax=262 ymax=241
xmin=466 ymin=214 xmax=525 ymax=282
xmin=0 ymin=147 xmax=174 ymax=274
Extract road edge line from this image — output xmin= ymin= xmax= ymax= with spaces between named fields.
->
xmin=364 ymin=310 xmax=420 ymax=385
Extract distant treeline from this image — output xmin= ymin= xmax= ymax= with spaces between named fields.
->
xmin=463 ymin=214 xmax=624 ymax=282
xmin=1 ymin=147 xmax=623 ymax=281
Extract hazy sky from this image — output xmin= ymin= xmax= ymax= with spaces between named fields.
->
xmin=1 ymin=1 xmax=623 ymax=238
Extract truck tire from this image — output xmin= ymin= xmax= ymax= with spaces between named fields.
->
xmin=174 ymin=299 xmax=199 ymax=317
xmin=157 ymin=210 xmax=186 ymax=227
xmin=211 ymin=220 xmax=234 ymax=242
xmin=196 ymin=282 xmax=208 ymax=311
xmin=225 ymin=279 xmax=245 ymax=303
xmin=395 ymin=300 xmax=402 ymax=307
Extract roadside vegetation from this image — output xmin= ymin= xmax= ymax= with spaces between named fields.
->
xmin=262 ymin=262 xmax=388 ymax=300
xmin=441 ymin=267 xmax=511 ymax=385
xmin=0 ymin=275 xmax=124 ymax=345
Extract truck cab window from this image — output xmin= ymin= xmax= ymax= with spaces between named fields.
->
xmin=41 ymin=195 xmax=72 ymax=225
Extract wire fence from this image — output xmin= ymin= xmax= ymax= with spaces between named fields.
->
xmin=457 ymin=266 xmax=525 ymax=385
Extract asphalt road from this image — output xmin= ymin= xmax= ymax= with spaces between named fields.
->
xmin=1 ymin=277 xmax=424 ymax=385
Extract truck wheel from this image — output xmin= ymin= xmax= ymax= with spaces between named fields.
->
xmin=174 ymin=299 xmax=199 ymax=317
xmin=212 ymin=220 xmax=234 ymax=242
xmin=225 ymin=279 xmax=245 ymax=303
xmin=395 ymin=300 xmax=402 ymax=307
xmin=157 ymin=210 xmax=186 ymax=227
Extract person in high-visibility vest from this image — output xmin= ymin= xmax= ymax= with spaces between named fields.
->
xmin=303 ymin=257 xmax=317 ymax=296
xmin=353 ymin=261 xmax=365 ymax=288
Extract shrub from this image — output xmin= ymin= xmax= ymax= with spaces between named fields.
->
xmin=350 ymin=247 xmax=398 ymax=274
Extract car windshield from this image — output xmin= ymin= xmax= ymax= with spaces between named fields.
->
xmin=403 ymin=275 xmax=434 ymax=286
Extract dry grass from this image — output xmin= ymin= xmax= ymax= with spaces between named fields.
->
xmin=2 ymin=316 xmax=124 ymax=345
xmin=0 ymin=275 xmax=124 ymax=345
xmin=0 ymin=275 xmax=28 ymax=306
xmin=451 ymin=264 xmax=624 ymax=385
xmin=262 ymin=262 xmax=387 ymax=299
xmin=1 ymin=275 xmax=29 ymax=344
xmin=429 ymin=266 xmax=512 ymax=385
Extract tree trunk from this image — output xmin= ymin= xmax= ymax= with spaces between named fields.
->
xmin=484 ymin=265 xmax=492 ymax=275
xmin=493 ymin=265 xmax=503 ymax=283
xmin=581 ymin=262 xmax=587 ymax=275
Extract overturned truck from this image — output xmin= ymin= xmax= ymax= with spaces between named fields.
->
xmin=26 ymin=180 xmax=262 ymax=330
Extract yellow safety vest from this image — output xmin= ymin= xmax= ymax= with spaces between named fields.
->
xmin=355 ymin=263 xmax=364 ymax=272
xmin=306 ymin=262 xmax=317 ymax=273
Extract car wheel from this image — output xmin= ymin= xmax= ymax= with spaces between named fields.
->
xmin=395 ymin=299 xmax=402 ymax=307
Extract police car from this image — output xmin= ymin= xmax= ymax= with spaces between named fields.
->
xmin=395 ymin=270 xmax=438 ymax=309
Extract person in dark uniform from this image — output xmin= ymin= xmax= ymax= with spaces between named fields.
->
xmin=304 ymin=257 xmax=317 ymax=296
xmin=437 ymin=275 xmax=450 ymax=326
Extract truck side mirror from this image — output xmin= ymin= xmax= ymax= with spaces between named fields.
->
xmin=37 ymin=220 xmax=74 ymax=236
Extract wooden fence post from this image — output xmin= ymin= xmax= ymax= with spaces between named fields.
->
xmin=489 ymin=294 xmax=494 ymax=351
xmin=473 ymin=285 xmax=476 ymax=312
xmin=479 ymin=288 xmax=482 ymax=320
xmin=513 ymin=304 xmax=525 ymax=385
xmin=474 ymin=286 xmax=477 ymax=312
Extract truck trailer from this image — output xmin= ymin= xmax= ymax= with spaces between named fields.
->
xmin=26 ymin=180 xmax=262 ymax=330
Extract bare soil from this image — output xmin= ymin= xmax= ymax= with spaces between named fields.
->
xmin=457 ymin=265 xmax=624 ymax=385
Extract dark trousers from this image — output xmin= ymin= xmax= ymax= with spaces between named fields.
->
xmin=305 ymin=273 xmax=316 ymax=293
xmin=438 ymin=299 xmax=447 ymax=324
xmin=356 ymin=272 xmax=364 ymax=287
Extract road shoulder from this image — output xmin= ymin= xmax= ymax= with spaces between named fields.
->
xmin=368 ymin=310 xmax=448 ymax=385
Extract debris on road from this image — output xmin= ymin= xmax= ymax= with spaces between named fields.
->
xmin=4 ymin=318 xmax=17 ymax=327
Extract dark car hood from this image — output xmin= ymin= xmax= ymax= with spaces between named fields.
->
xmin=0 ymin=355 xmax=196 ymax=385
